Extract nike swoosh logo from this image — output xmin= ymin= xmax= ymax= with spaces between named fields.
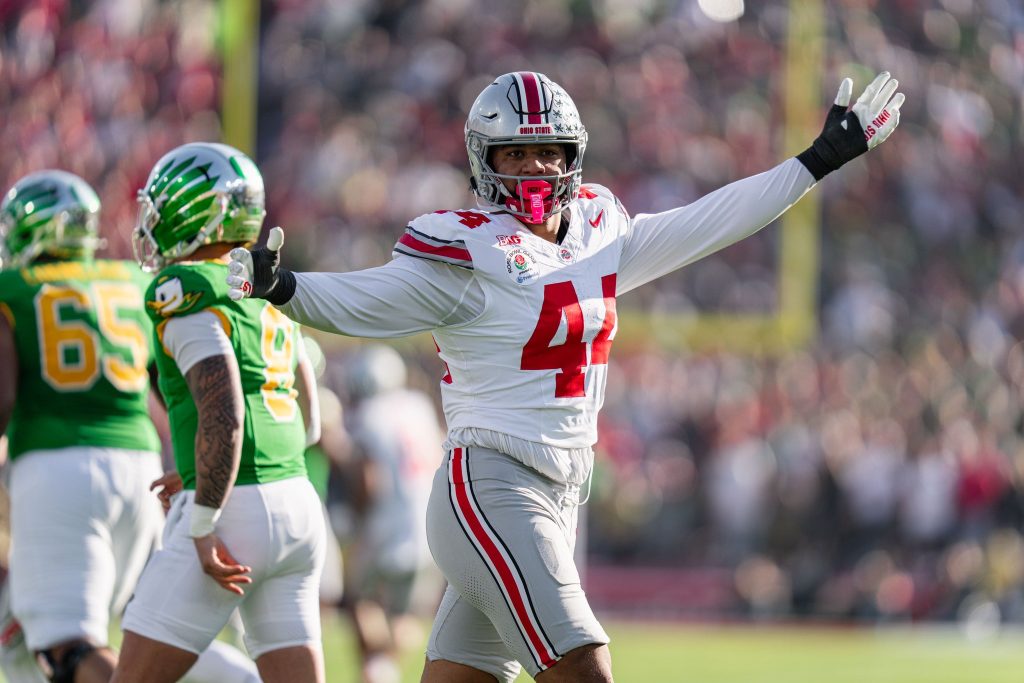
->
xmin=589 ymin=209 xmax=604 ymax=228
xmin=482 ymin=112 xmax=498 ymax=120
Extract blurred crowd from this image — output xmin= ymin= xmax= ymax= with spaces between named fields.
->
xmin=3 ymin=0 xmax=1024 ymax=629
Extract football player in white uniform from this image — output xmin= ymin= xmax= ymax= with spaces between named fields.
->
xmin=227 ymin=71 xmax=904 ymax=682
xmin=344 ymin=345 xmax=444 ymax=683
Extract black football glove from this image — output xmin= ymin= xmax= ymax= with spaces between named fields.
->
xmin=227 ymin=227 xmax=296 ymax=305
xmin=797 ymin=72 xmax=905 ymax=181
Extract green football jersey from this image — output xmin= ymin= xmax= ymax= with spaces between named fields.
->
xmin=146 ymin=260 xmax=307 ymax=489
xmin=0 ymin=259 xmax=160 ymax=458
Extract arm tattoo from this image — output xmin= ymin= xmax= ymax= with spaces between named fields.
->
xmin=185 ymin=354 xmax=244 ymax=509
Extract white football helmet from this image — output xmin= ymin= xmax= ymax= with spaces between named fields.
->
xmin=465 ymin=71 xmax=587 ymax=223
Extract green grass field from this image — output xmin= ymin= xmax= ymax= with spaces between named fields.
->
xmin=315 ymin=613 xmax=1024 ymax=683
xmin=7 ymin=615 xmax=1021 ymax=682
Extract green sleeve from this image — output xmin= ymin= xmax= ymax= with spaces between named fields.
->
xmin=145 ymin=263 xmax=224 ymax=323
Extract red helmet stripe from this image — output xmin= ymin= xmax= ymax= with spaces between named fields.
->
xmin=518 ymin=72 xmax=544 ymax=124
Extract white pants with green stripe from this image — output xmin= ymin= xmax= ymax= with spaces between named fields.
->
xmin=425 ymin=446 xmax=609 ymax=681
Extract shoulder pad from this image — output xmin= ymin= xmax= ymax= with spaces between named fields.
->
xmin=392 ymin=210 xmax=483 ymax=270
xmin=578 ymin=184 xmax=630 ymax=221
xmin=578 ymin=184 xmax=606 ymax=201
xmin=145 ymin=263 xmax=225 ymax=321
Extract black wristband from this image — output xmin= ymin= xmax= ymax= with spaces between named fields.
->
xmin=266 ymin=268 xmax=296 ymax=306
xmin=796 ymin=147 xmax=832 ymax=181
xmin=797 ymin=105 xmax=869 ymax=181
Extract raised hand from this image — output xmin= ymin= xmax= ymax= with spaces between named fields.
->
xmin=848 ymin=71 xmax=904 ymax=150
xmin=797 ymin=71 xmax=905 ymax=180
xmin=227 ymin=226 xmax=294 ymax=304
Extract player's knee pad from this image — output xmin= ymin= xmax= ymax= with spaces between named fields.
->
xmin=36 ymin=640 xmax=97 ymax=683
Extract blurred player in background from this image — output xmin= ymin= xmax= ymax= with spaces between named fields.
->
xmin=230 ymin=69 xmax=903 ymax=682
xmin=296 ymin=335 xmax=347 ymax=611
xmin=343 ymin=345 xmax=444 ymax=683
xmin=0 ymin=171 xmax=262 ymax=683
xmin=111 ymin=143 xmax=325 ymax=683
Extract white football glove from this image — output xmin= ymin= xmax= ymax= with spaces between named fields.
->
xmin=227 ymin=227 xmax=294 ymax=304
xmin=845 ymin=71 xmax=904 ymax=150
xmin=797 ymin=71 xmax=905 ymax=180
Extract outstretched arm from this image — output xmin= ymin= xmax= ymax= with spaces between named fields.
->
xmin=619 ymin=72 xmax=904 ymax=294
xmin=620 ymin=158 xmax=814 ymax=293
xmin=227 ymin=228 xmax=485 ymax=337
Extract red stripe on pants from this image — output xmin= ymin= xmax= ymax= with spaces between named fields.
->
xmin=450 ymin=448 xmax=557 ymax=668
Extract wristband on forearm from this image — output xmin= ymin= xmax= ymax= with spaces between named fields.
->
xmin=189 ymin=503 xmax=222 ymax=538
xmin=797 ymin=105 xmax=868 ymax=181
xmin=266 ymin=268 xmax=297 ymax=306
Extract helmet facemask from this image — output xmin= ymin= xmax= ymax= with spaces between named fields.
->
xmin=468 ymin=137 xmax=584 ymax=224
xmin=465 ymin=72 xmax=588 ymax=224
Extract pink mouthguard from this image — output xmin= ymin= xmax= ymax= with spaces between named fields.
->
xmin=518 ymin=180 xmax=552 ymax=224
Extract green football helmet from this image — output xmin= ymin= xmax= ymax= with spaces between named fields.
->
xmin=133 ymin=142 xmax=267 ymax=272
xmin=0 ymin=170 xmax=102 ymax=269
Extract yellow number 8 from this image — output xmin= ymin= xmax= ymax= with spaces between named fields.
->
xmin=35 ymin=283 xmax=148 ymax=393
xmin=259 ymin=303 xmax=299 ymax=422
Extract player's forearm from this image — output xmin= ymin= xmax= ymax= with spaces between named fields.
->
xmin=186 ymin=355 xmax=244 ymax=509
xmin=148 ymin=361 xmax=167 ymax=411
xmin=295 ymin=351 xmax=321 ymax=447
xmin=279 ymin=265 xmax=476 ymax=337
xmin=620 ymin=158 xmax=815 ymax=293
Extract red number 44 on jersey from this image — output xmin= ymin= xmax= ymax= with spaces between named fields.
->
xmin=520 ymin=274 xmax=617 ymax=398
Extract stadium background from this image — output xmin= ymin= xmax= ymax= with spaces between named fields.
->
xmin=3 ymin=0 xmax=1024 ymax=680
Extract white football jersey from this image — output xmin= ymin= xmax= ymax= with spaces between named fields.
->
xmin=394 ymin=185 xmax=625 ymax=453
xmin=280 ymin=158 xmax=815 ymax=484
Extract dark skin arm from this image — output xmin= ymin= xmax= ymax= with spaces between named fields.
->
xmin=0 ymin=312 xmax=17 ymax=437
xmin=294 ymin=347 xmax=320 ymax=446
xmin=185 ymin=353 xmax=244 ymax=509
xmin=184 ymin=353 xmax=252 ymax=594
xmin=148 ymin=361 xmax=165 ymax=411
